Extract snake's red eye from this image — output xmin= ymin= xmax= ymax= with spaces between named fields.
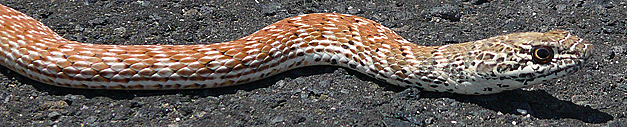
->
xmin=532 ymin=46 xmax=554 ymax=64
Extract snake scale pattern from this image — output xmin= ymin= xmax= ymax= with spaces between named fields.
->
xmin=0 ymin=4 xmax=592 ymax=94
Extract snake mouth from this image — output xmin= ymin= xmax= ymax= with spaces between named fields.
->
xmin=511 ymin=62 xmax=582 ymax=86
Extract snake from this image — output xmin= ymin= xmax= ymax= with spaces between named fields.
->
xmin=0 ymin=4 xmax=592 ymax=95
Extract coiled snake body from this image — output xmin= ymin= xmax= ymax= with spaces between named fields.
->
xmin=0 ymin=4 xmax=591 ymax=94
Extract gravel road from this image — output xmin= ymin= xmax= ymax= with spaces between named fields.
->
xmin=0 ymin=0 xmax=625 ymax=126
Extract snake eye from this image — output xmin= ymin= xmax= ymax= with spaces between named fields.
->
xmin=532 ymin=46 xmax=554 ymax=64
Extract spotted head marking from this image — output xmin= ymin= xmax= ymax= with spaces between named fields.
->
xmin=445 ymin=29 xmax=593 ymax=94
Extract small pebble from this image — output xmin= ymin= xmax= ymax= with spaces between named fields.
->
xmin=270 ymin=116 xmax=285 ymax=124
xmin=516 ymin=109 xmax=528 ymax=115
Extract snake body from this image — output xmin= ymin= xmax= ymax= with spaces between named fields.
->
xmin=0 ymin=4 xmax=591 ymax=94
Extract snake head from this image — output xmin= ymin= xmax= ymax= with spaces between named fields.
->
xmin=465 ymin=29 xmax=593 ymax=94
xmin=515 ymin=29 xmax=592 ymax=84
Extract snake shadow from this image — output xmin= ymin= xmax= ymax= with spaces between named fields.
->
xmin=349 ymin=70 xmax=614 ymax=124
xmin=415 ymin=88 xmax=613 ymax=124
xmin=0 ymin=65 xmax=613 ymax=123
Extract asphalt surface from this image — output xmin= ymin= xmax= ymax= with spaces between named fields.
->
xmin=1 ymin=0 xmax=626 ymax=126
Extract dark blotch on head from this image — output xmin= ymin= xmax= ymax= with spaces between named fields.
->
xmin=484 ymin=87 xmax=493 ymax=91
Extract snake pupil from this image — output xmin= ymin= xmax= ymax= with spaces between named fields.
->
xmin=536 ymin=49 xmax=550 ymax=59
xmin=532 ymin=47 xmax=554 ymax=64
